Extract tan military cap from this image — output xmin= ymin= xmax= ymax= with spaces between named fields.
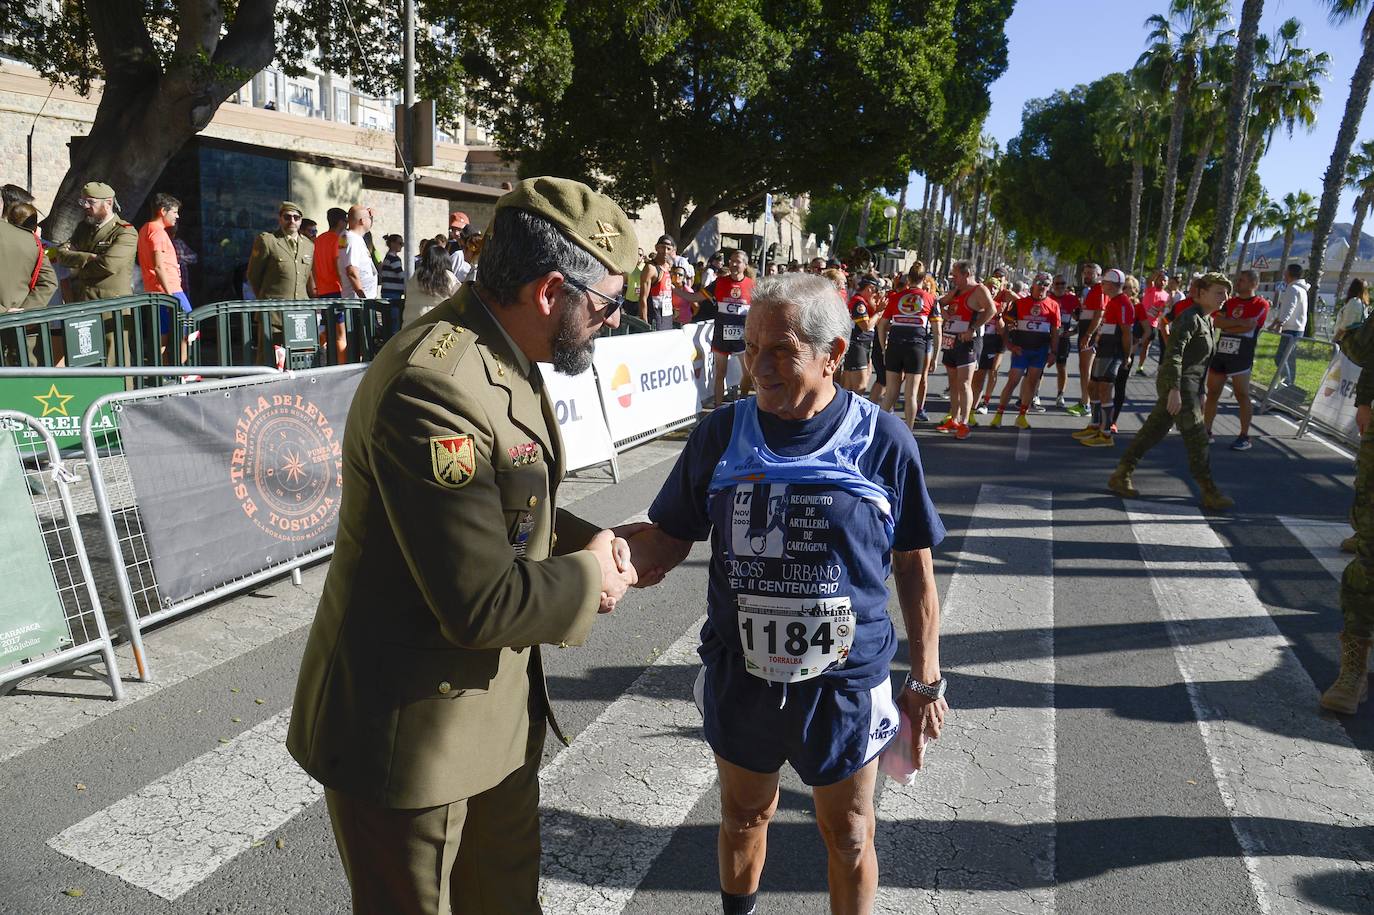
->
xmin=279 ymin=200 xmax=304 ymax=216
xmin=496 ymin=177 xmax=638 ymax=276
xmin=81 ymin=181 xmax=115 ymax=199
xmin=1198 ymin=271 xmax=1233 ymax=292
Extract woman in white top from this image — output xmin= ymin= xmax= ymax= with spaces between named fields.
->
xmin=1334 ymin=278 xmax=1369 ymax=343
xmin=402 ymin=242 xmax=459 ymax=327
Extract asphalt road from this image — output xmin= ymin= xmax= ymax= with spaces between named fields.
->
xmin=0 ymin=365 xmax=1371 ymax=915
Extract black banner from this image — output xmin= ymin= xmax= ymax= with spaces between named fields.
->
xmin=118 ymin=367 xmax=366 ymax=605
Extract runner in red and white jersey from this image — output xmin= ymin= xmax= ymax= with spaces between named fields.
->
xmin=1068 ymin=263 xmax=1103 ymax=416
xmin=682 ymin=248 xmax=754 ymax=408
xmin=1050 ymin=276 xmax=1081 ymax=408
xmin=1203 ymin=268 xmax=1269 ymax=451
xmin=1135 ymin=269 xmax=1171 ymax=375
xmin=990 ymin=272 xmax=1061 ymax=429
xmin=878 ymin=263 xmax=942 ymax=427
xmin=1075 ymin=269 xmax=1134 ymax=446
xmin=935 ymin=260 xmax=997 ymax=439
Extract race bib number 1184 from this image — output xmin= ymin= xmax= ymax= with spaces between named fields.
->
xmin=736 ymin=594 xmax=855 ymax=683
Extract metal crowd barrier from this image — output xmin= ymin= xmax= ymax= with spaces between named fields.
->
xmin=81 ymin=365 xmax=360 ymax=682
xmin=0 ymin=411 xmax=121 ymax=699
xmin=185 ymin=298 xmax=387 ymax=369
xmin=1253 ymin=330 xmax=1336 ymax=420
xmin=0 ymin=293 xmax=188 ymax=378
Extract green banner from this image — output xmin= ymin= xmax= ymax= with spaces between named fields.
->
xmin=0 ymin=375 xmax=123 ymax=449
xmin=0 ymin=433 xmax=71 ymax=669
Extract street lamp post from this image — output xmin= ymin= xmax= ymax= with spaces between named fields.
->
xmin=883 ymin=204 xmax=898 ymax=246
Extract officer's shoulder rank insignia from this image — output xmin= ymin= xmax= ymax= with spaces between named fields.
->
xmin=431 ymin=434 xmax=476 ymax=488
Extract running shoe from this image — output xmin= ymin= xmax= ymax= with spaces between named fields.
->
xmin=1016 ymin=413 xmax=1031 ymax=430
xmin=941 ymin=413 xmax=954 ymax=425
xmin=1230 ymin=435 xmax=1252 ymax=451
xmin=1081 ymin=432 xmax=1115 ymax=447
xmin=954 ymin=423 xmax=971 ymax=440
xmin=1207 ymin=431 xmax=1215 ymax=444
xmin=967 ymin=414 xmax=979 ymax=427
xmin=1135 ymin=366 xmax=1146 ymax=376
xmin=915 ymin=410 xmax=930 ymax=423
xmin=935 ymin=418 xmax=957 ymax=433
xmin=1072 ymin=425 xmax=1101 ymax=440
xmin=1031 ymin=398 xmax=1047 ymax=414
xmin=1066 ymin=402 xmax=1088 ymax=417
xmin=990 ymin=412 xmax=1004 ymax=428
xmin=975 ymin=403 xmax=989 ymax=415
xmin=1054 ymin=394 xmax=1066 ymax=408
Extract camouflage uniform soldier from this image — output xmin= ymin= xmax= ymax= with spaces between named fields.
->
xmin=1108 ymin=271 xmax=1233 ymax=512
xmin=1322 ymin=336 xmax=1374 ymax=714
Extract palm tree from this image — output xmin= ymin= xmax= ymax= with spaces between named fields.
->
xmin=1306 ymin=1 xmax=1374 ymax=313
xmin=1138 ymin=0 xmax=1233 ymax=272
xmin=1099 ymin=69 xmax=1162 ymax=274
xmin=1337 ymin=140 xmax=1374 ymax=295
xmin=1235 ymin=192 xmax=1279 ymax=270
xmin=1170 ymin=44 xmax=1231 ymax=270
xmin=1276 ymin=190 xmax=1318 ymax=271
xmin=1210 ymin=0 xmax=1266 ymax=268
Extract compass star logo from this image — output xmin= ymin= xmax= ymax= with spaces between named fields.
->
xmin=229 ymin=394 xmax=342 ymax=543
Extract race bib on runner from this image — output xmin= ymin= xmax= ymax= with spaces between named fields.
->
xmin=1217 ymin=335 xmax=1241 ymax=355
xmin=736 ymin=594 xmax=855 ymax=683
xmin=942 ymin=333 xmax=955 ymax=350
xmin=723 ymin=324 xmax=744 ymax=341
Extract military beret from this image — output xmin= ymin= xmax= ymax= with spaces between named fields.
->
xmin=82 ymin=181 xmax=115 ymax=199
xmin=279 ymin=200 xmax=303 ymax=215
xmin=496 ymin=177 xmax=638 ymax=276
xmin=1198 ymin=271 xmax=1233 ymax=291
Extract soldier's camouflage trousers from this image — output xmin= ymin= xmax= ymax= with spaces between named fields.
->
xmin=1342 ymin=428 xmax=1374 ymax=638
xmin=1118 ymin=396 xmax=1214 ymax=485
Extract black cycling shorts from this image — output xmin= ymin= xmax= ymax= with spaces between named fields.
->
xmin=977 ymin=332 xmax=1003 ymax=370
xmin=1090 ymin=354 xmax=1122 ymax=381
xmin=942 ymin=334 xmax=982 ymax=368
xmin=1051 ymin=326 xmax=1073 ymax=365
xmin=844 ymin=339 xmax=873 ymax=371
xmin=886 ymin=336 xmax=932 ymax=374
xmin=871 ymin=338 xmax=885 ymax=376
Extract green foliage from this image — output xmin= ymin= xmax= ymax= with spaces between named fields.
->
xmin=489 ymin=0 xmax=1013 ymax=239
xmin=804 ymin=189 xmax=899 ymax=254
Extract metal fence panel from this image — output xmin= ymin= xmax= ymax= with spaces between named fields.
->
xmin=80 ymin=366 xmax=364 ymax=682
xmin=0 ymin=411 xmax=121 ymax=700
xmin=0 ymin=294 xmax=189 ymax=377
xmin=185 ymin=298 xmax=388 ymax=368
xmin=1253 ymin=331 xmax=1336 ymax=420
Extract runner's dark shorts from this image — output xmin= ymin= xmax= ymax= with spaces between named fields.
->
xmin=977 ymin=331 xmax=1003 ymax=370
xmin=695 ymin=652 xmax=900 ymax=787
xmin=844 ymin=339 xmax=873 ymax=371
xmin=1209 ymin=342 xmax=1258 ymax=377
xmin=1077 ymin=316 xmax=1098 ymax=349
xmin=886 ymin=335 xmax=933 ymax=374
xmin=942 ymin=334 xmax=982 ymax=368
xmin=871 ymin=338 xmax=885 ymax=377
xmin=1090 ymin=339 xmax=1124 ymax=381
xmin=1051 ymin=324 xmax=1073 ymax=365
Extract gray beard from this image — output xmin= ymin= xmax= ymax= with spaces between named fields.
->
xmin=551 ymin=298 xmax=596 ymax=375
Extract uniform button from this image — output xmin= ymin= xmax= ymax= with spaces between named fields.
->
xmin=558 ymin=641 xmax=568 ymax=649
xmin=527 ymin=496 xmax=538 ymax=508
xmin=437 ymin=681 xmax=452 ymax=694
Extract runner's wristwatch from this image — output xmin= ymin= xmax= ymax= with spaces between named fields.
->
xmin=903 ymin=675 xmax=947 ymax=700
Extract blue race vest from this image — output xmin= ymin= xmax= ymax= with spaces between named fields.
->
xmin=704 ymin=394 xmax=897 ymax=684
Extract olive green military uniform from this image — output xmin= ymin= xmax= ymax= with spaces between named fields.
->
xmin=47 ymin=214 xmax=136 ymax=301
xmin=1115 ymin=304 xmax=1222 ymax=489
xmin=246 ymin=203 xmax=315 ymax=364
xmin=287 ymin=177 xmax=638 ymax=914
xmin=0 ymin=220 xmax=56 ymax=311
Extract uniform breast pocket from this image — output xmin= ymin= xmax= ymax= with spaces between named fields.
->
xmin=495 ymin=465 xmax=549 ymax=559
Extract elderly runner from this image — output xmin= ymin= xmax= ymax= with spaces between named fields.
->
xmin=623 ymin=273 xmax=947 ymax=915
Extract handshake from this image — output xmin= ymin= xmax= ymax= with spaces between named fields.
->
xmin=585 ymin=521 xmax=680 ymax=613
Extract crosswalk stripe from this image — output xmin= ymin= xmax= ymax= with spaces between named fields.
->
xmin=47 ymin=711 xmax=319 ymax=900
xmin=1126 ymin=500 xmax=1374 ymax=914
xmin=1277 ymin=516 xmax=1350 ymax=583
xmin=875 ymin=484 xmax=1056 ymax=914
xmin=538 ymin=614 xmax=715 ymax=913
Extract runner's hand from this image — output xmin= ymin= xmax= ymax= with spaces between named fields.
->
xmin=898 ymin=689 xmax=948 ymax=771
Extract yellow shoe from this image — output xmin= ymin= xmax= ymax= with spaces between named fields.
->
xmin=1072 ymin=425 xmax=1100 ymax=440
xmin=967 ymin=415 xmax=979 ymax=427
xmin=1015 ymin=413 xmax=1031 ymax=430
xmin=989 ymin=412 xmax=1003 ymax=428
xmin=1081 ymin=431 xmax=1115 ymax=447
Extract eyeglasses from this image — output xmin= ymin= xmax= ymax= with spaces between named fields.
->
xmin=563 ymin=277 xmax=625 ymax=319
xmin=282 ymin=213 xmax=302 ymax=221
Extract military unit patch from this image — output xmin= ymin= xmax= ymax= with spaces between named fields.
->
xmin=431 ymin=434 xmax=476 ymax=488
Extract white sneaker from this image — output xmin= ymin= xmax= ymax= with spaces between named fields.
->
xmin=975 ymin=403 xmax=989 ymax=415
xmin=1054 ymin=394 xmax=1065 ymax=408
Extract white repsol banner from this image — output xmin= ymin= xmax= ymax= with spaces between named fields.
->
xmin=538 ymin=363 xmax=617 ymax=473
xmin=593 ymin=330 xmax=703 ymax=442
xmin=1309 ymin=352 xmax=1362 ymax=442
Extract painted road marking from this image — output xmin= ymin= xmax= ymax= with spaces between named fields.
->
xmin=1127 ymin=500 xmax=1374 ymax=914
xmin=1278 ymin=516 xmax=1351 ymax=583
xmin=1016 ymin=428 xmax=1031 ymax=462
xmin=48 ymin=711 xmax=319 ymax=901
xmin=875 ymin=484 xmax=1055 ymax=914
xmin=538 ymin=615 xmax=715 ymax=912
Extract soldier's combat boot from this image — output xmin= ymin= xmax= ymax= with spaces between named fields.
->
xmin=1342 ymin=536 xmax=1358 ymax=554
xmin=1319 ymin=632 xmax=1372 ymax=715
xmin=1198 ymin=480 xmax=1233 ymax=512
xmin=1107 ymin=465 xmax=1138 ymax=499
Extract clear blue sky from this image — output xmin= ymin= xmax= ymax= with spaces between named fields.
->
xmin=906 ymin=0 xmax=1374 ymax=235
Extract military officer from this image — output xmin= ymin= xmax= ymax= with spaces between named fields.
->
xmin=246 ymin=201 xmax=315 ymax=365
xmin=45 ymin=181 xmax=136 ymax=301
xmin=287 ymin=176 xmax=641 ymax=915
xmin=1 ymin=216 xmax=56 ymax=313
xmin=1108 ymin=271 xmax=1233 ymax=511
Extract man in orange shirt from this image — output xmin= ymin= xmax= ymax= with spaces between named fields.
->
xmin=312 ymin=207 xmax=348 ymax=361
xmin=137 ymin=192 xmax=190 ymax=362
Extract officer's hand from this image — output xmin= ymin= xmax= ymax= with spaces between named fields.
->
xmin=588 ymin=529 xmax=636 ymax=613
xmin=1167 ymin=388 xmax=1182 ymax=416
xmin=1359 ymin=404 xmax=1371 ymax=437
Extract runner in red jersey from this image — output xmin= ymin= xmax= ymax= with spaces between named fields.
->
xmin=990 ymin=272 xmax=1060 ymax=429
xmin=1066 ymin=263 xmax=1105 ymax=417
xmin=682 ymin=248 xmax=754 ymax=408
xmin=1135 ymin=269 xmax=1171 ymax=375
xmin=935 ymin=260 xmax=997 ymax=439
xmin=878 ymin=264 xmax=942 ymax=427
xmin=842 ymin=276 xmax=881 ymax=394
xmin=972 ymin=268 xmax=1017 ymax=419
xmin=1076 ymin=269 xmax=1134 ymax=446
xmin=1050 ymin=276 xmax=1081 ymax=408
xmin=1203 ymin=268 xmax=1270 ymax=451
